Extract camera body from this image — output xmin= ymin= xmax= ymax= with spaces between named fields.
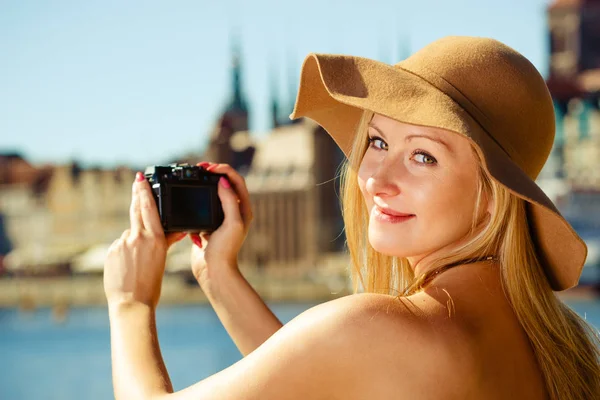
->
xmin=144 ymin=163 xmax=225 ymax=233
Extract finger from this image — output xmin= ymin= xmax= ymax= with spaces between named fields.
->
xmin=107 ymin=230 xmax=130 ymax=256
xmin=165 ymin=232 xmax=187 ymax=247
xmin=217 ymin=176 xmax=244 ymax=227
xmin=199 ymin=232 xmax=211 ymax=242
xmin=129 ymin=176 xmax=144 ymax=232
xmin=199 ymin=232 xmax=211 ymax=248
xmin=207 ymin=164 xmax=253 ymax=226
xmin=189 ymin=233 xmax=203 ymax=249
xmin=135 ymin=172 xmax=164 ymax=236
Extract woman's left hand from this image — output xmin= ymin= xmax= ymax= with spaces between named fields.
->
xmin=103 ymin=172 xmax=186 ymax=309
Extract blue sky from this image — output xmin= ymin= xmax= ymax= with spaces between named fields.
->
xmin=0 ymin=0 xmax=551 ymax=168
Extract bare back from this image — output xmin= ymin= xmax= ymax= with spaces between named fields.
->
xmin=347 ymin=263 xmax=548 ymax=400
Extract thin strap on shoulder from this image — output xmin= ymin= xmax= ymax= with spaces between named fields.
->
xmin=420 ymin=255 xmax=499 ymax=288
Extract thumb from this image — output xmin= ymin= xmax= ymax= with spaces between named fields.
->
xmin=218 ymin=177 xmax=242 ymax=225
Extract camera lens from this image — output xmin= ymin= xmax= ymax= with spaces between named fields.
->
xmin=185 ymin=170 xmax=192 ymax=178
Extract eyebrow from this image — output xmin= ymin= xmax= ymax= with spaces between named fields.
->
xmin=368 ymin=122 xmax=451 ymax=150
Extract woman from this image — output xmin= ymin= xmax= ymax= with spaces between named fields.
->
xmin=103 ymin=36 xmax=600 ymax=399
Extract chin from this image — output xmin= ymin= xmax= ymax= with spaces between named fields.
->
xmin=367 ymin=222 xmax=451 ymax=261
xmin=368 ymin=227 xmax=419 ymax=258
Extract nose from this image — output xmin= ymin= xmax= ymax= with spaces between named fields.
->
xmin=364 ymin=158 xmax=402 ymax=198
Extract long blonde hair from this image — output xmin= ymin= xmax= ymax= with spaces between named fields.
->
xmin=339 ymin=111 xmax=600 ymax=399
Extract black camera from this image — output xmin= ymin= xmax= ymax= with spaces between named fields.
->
xmin=144 ymin=163 xmax=225 ymax=233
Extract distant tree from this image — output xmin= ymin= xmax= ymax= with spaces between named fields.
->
xmin=0 ymin=212 xmax=12 ymax=275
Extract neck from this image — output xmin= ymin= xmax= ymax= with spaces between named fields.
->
xmin=409 ymin=251 xmax=499 ymax=279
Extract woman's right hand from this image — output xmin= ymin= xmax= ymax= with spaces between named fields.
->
xmin=188 ymin=162 xmax=253 ymax=296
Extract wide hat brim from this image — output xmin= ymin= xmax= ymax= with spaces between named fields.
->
xmin=289 ymin=51 xmax=587 ymax=291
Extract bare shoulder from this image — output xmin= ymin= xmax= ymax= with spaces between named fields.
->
xmin=322 ymin=293 xmax=478 ymax=397
xmin=166 ymin=293 xmax=473 ymax=400
xmin=266 ymin=293 xmax=474 ymax=398
xmin=296 ymin=293 xmax=479 ymax=399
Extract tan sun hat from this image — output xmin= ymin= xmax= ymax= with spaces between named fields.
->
xmin=289 ymin=35 xmax=587 ymax=291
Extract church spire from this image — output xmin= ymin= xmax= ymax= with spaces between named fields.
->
xmin=228 ymin=34 xmax=247 ymax=113
xmin=271 ymin=63 xmax=281 ymax=128
xmin=287 ymin=50 xmax=302 ymax=125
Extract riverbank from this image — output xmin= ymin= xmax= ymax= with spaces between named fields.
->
xmin=0 ymin=274 xmax=596 ymax=309
xmin=0 ymin=273 xmax=351 ymax=309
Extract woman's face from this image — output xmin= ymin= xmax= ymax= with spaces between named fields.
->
xmin=358 ymin=114 xmax=485 ymax=267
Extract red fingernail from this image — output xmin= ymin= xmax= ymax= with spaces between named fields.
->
xmin=191 ymin=235 xmax=202 ymax=248
xmin=135 ymin=172 xmax=144 ymax=182
xmin=206 ymin=164 xmax=218 ymax=171
xmin=219 ymin=177 xmax=230 ymax=188
xmin=197 ymin=162 xmax=210 ymax=167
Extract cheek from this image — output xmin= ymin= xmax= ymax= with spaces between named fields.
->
xmin=357 ymin=159 xmax=372 ymax=199
xmin=367 ymin=168 xmax=479 ymax=258
xmin=415 ymin=168 xmax=479 ymax=232
xmin=358 ymin=167 xmax=366 ymax=193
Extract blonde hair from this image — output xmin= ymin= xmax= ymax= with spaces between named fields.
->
xmin=339 ymin=111 xmax=600 ymax=399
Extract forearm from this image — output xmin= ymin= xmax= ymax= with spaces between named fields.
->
xmin=203 ymin=265 xmax=283 ymax=356
xmin=108 ymin=301 xmax=173 ymax=400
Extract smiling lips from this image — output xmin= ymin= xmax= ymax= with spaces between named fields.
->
xmin=373 ymin=206 xmax=415 ymax=224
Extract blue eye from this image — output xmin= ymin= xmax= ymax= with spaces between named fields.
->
xmin=411 ymin=150 xmax=437 ymax=165
xmin=367 ymin=136 xmax=388 ymax=151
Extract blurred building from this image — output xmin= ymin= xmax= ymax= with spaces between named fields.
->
xmin=0 ymin=155 xmax=134 ymax=275
xmin=545 ymin=0 xmax=600 ymax=281
xmin=201 ymin=40 xmax=255 ymax=174
xmin=3 ymin=6 xmax=598 ymax=283
xmin=545 ymin=0 xmax=600 ymax=189
xmin=547 ymin=0 xmax=600 ymax=99
xmin=201 ymin=43 xmax=347 ymax=279
xmin=0 ymin=41 xmax=349 ymax=281
xmin=238 ymin=120 xmax=346 ymax=278
xmin=0 ymin=210 xmax=12 ymax=275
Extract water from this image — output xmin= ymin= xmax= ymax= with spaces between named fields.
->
xmin=0 ymin=303 xmax=317 ymax=399
xmin=0 ymin=299 xmax=599 ymax=400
